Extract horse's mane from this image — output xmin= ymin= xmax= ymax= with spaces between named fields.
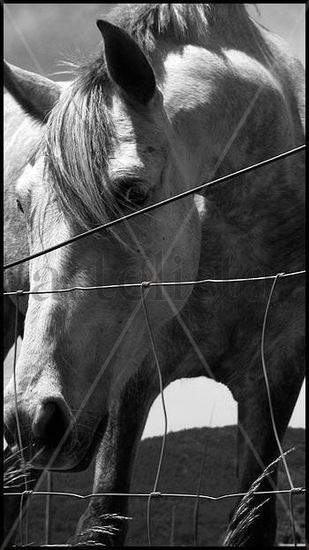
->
xmin=44 ymin=3 xmax=269 ymax=232
xmin=109 ymin=4 xmax=254 ymax=54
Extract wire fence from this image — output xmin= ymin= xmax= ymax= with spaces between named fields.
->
xmin=3 ymin=144 xmax=305 ymax=271
xmin=3 ymin=145 xmax=306 ymax=547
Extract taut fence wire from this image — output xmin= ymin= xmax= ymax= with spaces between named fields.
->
xmin=3 ymin=144 xmax=305 ymax=270
xmin=3 ymin=144 xmax=306 ymax=547
xmin=2 ymin=269 xmax=306 ymax=298
xmin=4 ymin=488 xmax=306 ymax=500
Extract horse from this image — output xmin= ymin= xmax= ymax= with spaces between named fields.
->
xmin=3 ymin=4 xmax=305 ymax=546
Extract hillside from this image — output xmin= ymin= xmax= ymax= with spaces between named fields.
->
xmin=6 ymin=426 xmax=305 ymax=546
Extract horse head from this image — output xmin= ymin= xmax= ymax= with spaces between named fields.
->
xmin=4 ymin=20 xmax=201 ymax=470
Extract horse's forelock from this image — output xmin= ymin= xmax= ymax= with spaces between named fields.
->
xmin=43 ymin=2 xmax=268 ymax=235
xmin=44 ymin=72 xmax=119 ymax=232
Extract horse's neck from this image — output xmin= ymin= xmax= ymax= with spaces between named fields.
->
xmin=160 ymin=42 xmax=304 ymax=275
xmin=162 ymin=39 xmax=302 ymax=170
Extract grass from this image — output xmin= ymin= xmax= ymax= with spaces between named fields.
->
xmin=223 ymin=450 xmax=293 ymax=546
xmin=4 ymin=447 xmax=33 ymax=490
xmin=3 ymin=426 xmax=305 ymax=546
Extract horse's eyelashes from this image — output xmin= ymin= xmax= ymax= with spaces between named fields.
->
xmin=16 ymin=199 xmax=24 ymax=214
xmin=115 ymin=181 xmax=149 ymax=208
xmin=125 ymin=184 xmax=148 ymax=206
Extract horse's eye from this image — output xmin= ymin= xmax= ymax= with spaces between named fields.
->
xmin=125 ymin=185 xmax=148 ymax=206
xmin=115 ymin=180 xmax=149 ymax=209
xmin=16 ymin=199 xmax=24 ymax=214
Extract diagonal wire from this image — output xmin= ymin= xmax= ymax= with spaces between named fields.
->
xmin=4 ymin=144 xmax=306 ymax=545
xmin=84 ymin=154 xmax=301 ymax=549
xmin=3 ymin=5 xmax=305 ymax=547
xmin=3 ymin=17 xmax=304 ymax=548
xmin=3 ymin=144 xmax=305 ymax=270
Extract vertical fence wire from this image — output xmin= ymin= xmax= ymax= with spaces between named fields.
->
xmin=5 ymin=273 xmax=305 ymax=547
xmin=261 ymin=273 xmax=294 ymax=490
xmin=140 ymin=283 xmax=168 ymax=547
xmin=4 ymin=145 xmax=305 ymax=546
xmin=13 ymin=294 xmax=29 ymax=545
xmin=261 ymin=273 xmax=298 ymax=542
xmin=45 ymin=472 xmax=53 ymax=544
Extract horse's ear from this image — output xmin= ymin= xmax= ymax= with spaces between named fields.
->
xmin=4 ymin=61 xmax=61 ymax=123
xmin=97 ymin=19 xmax=156 ymax=105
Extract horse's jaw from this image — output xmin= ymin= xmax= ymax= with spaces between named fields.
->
xmin=28 ymin=415 xmax=109 ymax=473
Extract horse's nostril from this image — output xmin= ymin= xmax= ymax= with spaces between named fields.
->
xmin=32 ymin=401 xmax=70 ymax=447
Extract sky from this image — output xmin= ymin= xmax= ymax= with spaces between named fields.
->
xmin=3 ymin=4 xmax=305 ymax=439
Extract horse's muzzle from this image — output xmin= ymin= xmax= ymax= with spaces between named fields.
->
xmin=4 ymin=396 xmax=78 ymax=469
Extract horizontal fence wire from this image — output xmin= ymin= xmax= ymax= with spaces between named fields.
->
xmin=3 ymin=488 xmax=306 ymax=500
xmin=20 ymin=546 xmax=306 ymax=549
xmin=4 ymin=268 xmax=306 ymax=547
xmin=3 ymin=270 xmax=306 ymax=297
xmin=4 ymin=144 xmax=305 ymax=547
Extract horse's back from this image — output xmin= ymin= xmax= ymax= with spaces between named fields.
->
xmin=258 ymin=24 xmax=305 ymax=131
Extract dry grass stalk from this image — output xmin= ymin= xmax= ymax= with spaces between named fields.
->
xmin=4 ymin=448 xmax=33 ymax=490
xmin=68 ymin=514 xmax=130 ymax=546
xmin=223 ymin=449 xmax=293 ymax=546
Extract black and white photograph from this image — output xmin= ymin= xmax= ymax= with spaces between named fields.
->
xmin=3 ymin=3 xmax=305 ymax=547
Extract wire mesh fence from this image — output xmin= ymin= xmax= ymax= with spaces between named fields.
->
xmin=3 ymin=146 xmax=306 ymax=547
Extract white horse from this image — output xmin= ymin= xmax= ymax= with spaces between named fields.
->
xmin=4 ymin=4 xmax=304 ymax=545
